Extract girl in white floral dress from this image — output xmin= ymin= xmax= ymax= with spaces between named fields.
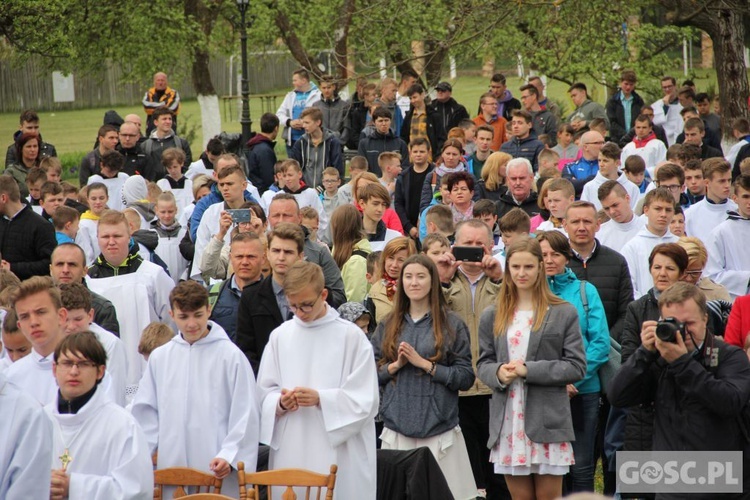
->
xmin=476 ymin=238 xmax=587 ymax=500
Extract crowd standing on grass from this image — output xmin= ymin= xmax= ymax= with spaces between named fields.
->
xmin=2 ymin=67 xmax=750 ymax=500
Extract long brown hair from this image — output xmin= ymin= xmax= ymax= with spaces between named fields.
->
xmin=378 ymin=237 xmax=417 ymax=279
xmin=330 ymin=204 xmax=365 ymax=269
xmin=493 ymin=238 xmax=565 ymax=335
xmin=378 ymin=254 xmax=453 ymax=366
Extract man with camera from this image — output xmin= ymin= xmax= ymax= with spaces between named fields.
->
xmin=609 ymin=282 xmax=750 ymax=498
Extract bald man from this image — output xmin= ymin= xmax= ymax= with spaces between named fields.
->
xmin=123 ymin=114 xmax=144 ymax=138
xmin=143 ymin=72 xmax=180 ymax=134
xmin=563 ymin=131 xmax=605 ymax=197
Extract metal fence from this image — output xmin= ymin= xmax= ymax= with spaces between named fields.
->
xmin=0 ymin=51 xmax=300 ymax=113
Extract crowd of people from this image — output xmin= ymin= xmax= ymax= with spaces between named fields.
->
xmin=1 ymin=67 xmax=750 ymax=500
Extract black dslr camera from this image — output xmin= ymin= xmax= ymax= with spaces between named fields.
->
xmin=656 ymin=317 xmax=686 ymax=343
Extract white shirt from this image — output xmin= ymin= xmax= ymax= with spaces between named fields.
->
xmin=581 ymin=172 xmax=641 ymax=210
xmin=88 ymin=173 xmax=130 ymax=211
xmin=185 ymin=159 xmax=213 ymax=180
xmin=46 ymin=387 xmax=153 ymax=499
xmin=90 ymin=322 xmax=128 ymax=407
xmin=0 ymin=372 xmax=53 ymax=499
xmin=257 ymin=306 xmax=378 ymax=500
xmin=684 ymin=198 xmax=737 ymax=243
xmin=156 ymin=177 xmax=194 ymax=218
xmin=705 ymin=214 xmax=750 ymax=298
xmin=596 ymin=214 xmax=646 ymax=253
xmin=131 ymin=321 xmax=259 ymax=495
xmin=86 ymin=261 xmax=175 ymax=392
xmin=5 ymin=349 xmax=57 ymax=405
xmin=651 ymin=97 xmax=683 ymax=146
xmin=621 ymin=139 xmax=667 ymax=179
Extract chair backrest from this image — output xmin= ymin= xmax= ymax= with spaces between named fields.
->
xmin=237 ymin=461 xmax=337 ymax=500
xmin=154 ymin=467 xmax=223 ymax=499
xmin=179 ymin=495 xmax=236 ymax=500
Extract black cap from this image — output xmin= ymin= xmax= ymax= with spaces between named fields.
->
xmin=435 ymin=82 xmax=452 ymax=92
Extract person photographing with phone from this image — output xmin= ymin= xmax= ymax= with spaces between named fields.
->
xmin=609 ymin=281 xmax=750 ymax=499
xmin=434 ymin=219 xmax=507 ymax=499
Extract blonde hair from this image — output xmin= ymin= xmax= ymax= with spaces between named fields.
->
xmin=481 ymin=152 xmax=512 ymax=191
xmin=138 ymin=322 xmax=174 ymax=356
xmin=283 ymin=261 xmax=325 ymax=295
xmin=493 ymin=238 xmax=565 ymax=335
xmin=677 ymin=236 xmax=708 ymax=267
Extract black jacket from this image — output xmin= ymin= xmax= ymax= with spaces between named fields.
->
xmin=5 ymin=132 xmax=57 ymax=169
xmin=495 ymin=190 xmax=539 ymax=219
xmin=88 ymin=245 xmax=144 ymax=279
xmin=346 ymin=101 xmax=368 ymax=151
xmin=499 ymin=134 xmax=545 ymax=172
xmin=474 ymin=179 xmax=506 ymax=203
xmin=357 ymin=129 xmax=409 ymax=176
xmin=394 ymin=164 xmax=434 ymax=233
xmin=245 ymin=133 xmax=278 ymax=194
xmin=610 ymin=333 xmax=750 ymax=499
xmin=429 ymin=98 xmax=470 ymax=136
xmin=606 ymin=90 xmax=645 ymax=144
xmin=116 ymin=143 xmax=149 ymax=177
xmin=0 ymin=204 xmax=56 ymax=280
xmin=400 ymin=106 xmax=446 ymax=154
xmin=568 ymin=240 xmax=634 ymax=343
xmin=78 ymin=149 xmax=104 ymax=186
xmin=235 ymin=276 xmax=284 ymax=375
xmin=617 ymin=289 xmax=661 ymax=459
xmin=676 ymin=125 xmax=723 ymax=153
xmin=699 ymin=142 xmax=724 ymax=160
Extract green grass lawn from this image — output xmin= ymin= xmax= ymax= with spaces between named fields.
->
xmin=0 ymin=70 xmax=724 ymax=176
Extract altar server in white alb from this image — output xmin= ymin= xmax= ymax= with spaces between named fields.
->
xmin=5 ymin=276 xmax=69 ymax=405
xmin=130 ymin=280 xmax=259 ymax=496
xmin=87 ymin=210 xmax=175 ymax=396
xmin=256 ymin=261 xmax=379 ymax=500
xmin=684 ymin=158 xmax=737 ymax=243
xmin=151 ymin=192 xmax=189 ymax=284
xmin=705 ymin=174 xmax=750 ymax=298
xmin=46 ymin=331 xmax=153 ymax=500
xmin=60 ymin=282 xmax=128 ymax=406
xmin=0 ymin=371 xmax=53 ymax=499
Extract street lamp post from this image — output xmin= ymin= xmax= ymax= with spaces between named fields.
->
xmin=236 ymin=0 xmax=252 ymax=147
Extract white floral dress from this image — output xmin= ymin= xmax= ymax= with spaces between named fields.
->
xmin=489 ymin=309 xmax=574 ymax=476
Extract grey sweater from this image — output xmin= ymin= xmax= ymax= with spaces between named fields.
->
xmin=371 ymin=311 xmax=475 ymax=439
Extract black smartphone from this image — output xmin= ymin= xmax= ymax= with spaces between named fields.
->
xmin=227 ymin=209 xmax=251 ymax=224
xmin=452 ymin=246 xmax=483 ymax=262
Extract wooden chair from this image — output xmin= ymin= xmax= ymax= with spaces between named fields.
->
xmin=179 ymin=494 xmax=237 ymax=500
xmin=236 ymin=461 xmax=337 ymax=500
xmin=153 ymin=467 xmax=223 ymax=499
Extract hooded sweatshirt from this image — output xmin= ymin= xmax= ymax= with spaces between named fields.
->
xmin=290 ymin=129 xmax=344 ymax=188
xmin=245 ymin=133 xmax=277 ymax=194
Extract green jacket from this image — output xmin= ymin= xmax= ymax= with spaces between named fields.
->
xmin=4 ymin=163 xmax=31 ymax=198
xmin=341 ymin=239 xmax=371 ymax=303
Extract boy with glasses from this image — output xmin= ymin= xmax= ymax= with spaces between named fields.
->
xmin=47 ymin=331 xmax=152 ymax=499
xmin=256 ymin=261 xmax=378 ymax=500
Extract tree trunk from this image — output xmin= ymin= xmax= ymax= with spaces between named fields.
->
xmin=184 ymin=0 xmax=221 ymax=147
xmin=422 ymin=39 xmax=448 ymax=87
xmin=662 ymin=1 xmax=749 ymax=141
xmin=333 ymin=0 xmax=356 ymax=81
xmin=708 ymin=10 xmax=748 ymax=140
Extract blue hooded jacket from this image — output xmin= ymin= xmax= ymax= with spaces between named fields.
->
xmin=547 ymin=267 xmax=610 ymax=394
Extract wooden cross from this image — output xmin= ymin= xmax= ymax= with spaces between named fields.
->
xmin=59 ymin=449 xmax=72 ymax=472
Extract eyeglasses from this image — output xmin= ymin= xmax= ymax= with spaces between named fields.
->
xmin=56 ymin=360 xmax=98 ymax=371
xmin=684 ymin=270 xmax=703 ymax=277
xmin=660 ymin=184 xmax=683 ymax=192
xmin=288 ymin=296 xmax=320 ymax=314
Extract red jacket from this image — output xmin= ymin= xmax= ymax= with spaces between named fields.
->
xmin=724 ymin=294 xmax=750 ymax=349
